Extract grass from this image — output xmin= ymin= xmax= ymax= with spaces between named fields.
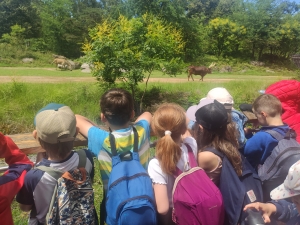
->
xmin=0 ymin=66 xmax=295 ymax=224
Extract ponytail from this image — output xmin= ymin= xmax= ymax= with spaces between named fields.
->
xmin=156 ymin=134 xmax=182 ymax=175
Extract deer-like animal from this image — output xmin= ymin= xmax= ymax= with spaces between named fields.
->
xmin=52 ymin=58 xmax=72 ymax=71
xmin=188 ymin=63 xmax=216 ymax=81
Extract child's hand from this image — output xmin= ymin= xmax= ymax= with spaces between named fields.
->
xmin=244 ymin=202 xmax=276 ymax=223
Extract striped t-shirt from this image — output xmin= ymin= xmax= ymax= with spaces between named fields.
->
xmin=87 ymin=120 xmax=151 ymax=190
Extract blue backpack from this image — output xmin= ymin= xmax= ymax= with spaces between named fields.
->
xmin=258 ymin=129 xmax=300 ymax=202
xmin=105 ymin=127 xmax=157 ymax=225
xmin=206 ymin=147 xmax=263 ymax=225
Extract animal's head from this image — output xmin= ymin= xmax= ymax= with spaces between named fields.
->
xmin=208 ymin=63 xmax=216 ymax=73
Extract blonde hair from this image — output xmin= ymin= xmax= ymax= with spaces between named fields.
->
xmin=253 ymin=94 xmax=282 ymax=117
xmin=151 ymin=103 xmax=187 ymax=175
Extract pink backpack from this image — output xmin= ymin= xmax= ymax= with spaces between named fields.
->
xmin=172 ymin=144 xmax=224 ymax=225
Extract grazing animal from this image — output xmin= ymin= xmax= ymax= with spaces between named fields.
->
xmin=188 ymin=63 xmax=216 ymax=81
xmin=52 ymin=58 xmax=72 ymax=71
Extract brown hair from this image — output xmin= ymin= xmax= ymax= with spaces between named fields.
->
xmin=195 ymin=121 xmax=242 ymax=176
xmin=151 ymin=103 xmax=187 ymax=175
xmin=38 ymin=138 xmax=74 ymax=160
xmin=100 ymin=88 xmax=134 ymax=126
xmin=252 ymin=94 xmax=282 ymax=117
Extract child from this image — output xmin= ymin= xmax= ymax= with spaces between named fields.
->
xmin=187 ymin=87 xmax=247 ymax=149
xmin=0 ymin=133 xmax=33 ymax=225
xmin=16 ymin=103 xmax=95 ymax=225
xmin=242 ymin=94 xmax=290 ymax=170
xmin=75 ymin=88 xmax=152 ymax=222
xmin=244 ymin=160 xmax=300 ymax=224
xmin=147 ymin=103 xmax=197 ymax=224
xmin=186 ymin=98 xmax=242 ymax=185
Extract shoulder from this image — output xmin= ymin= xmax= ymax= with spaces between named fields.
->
xmin=198 ymin=151 xmax=221 ymax=171
xmin=88 ymin=126 xmax=108 ymax=139
xmin=148 ymin=158 xmax=167 ymax=184
xmin=23 ymin=168 xmax=45 ymax=190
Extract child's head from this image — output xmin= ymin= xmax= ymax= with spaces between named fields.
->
xmin=270 ymin=160 xmax=300 ymax=212
xmin=252 ymin=94 xmax=282 ymax=126
xmin=100 ymin=88 xmax=134 ymax=126
xmin=151 ymin=103 xmax=187 ymax=175
xmin=33 ymin=103 xmax=77 ymax=160
xmin=206 ymin=87 xmax=234 ymax=110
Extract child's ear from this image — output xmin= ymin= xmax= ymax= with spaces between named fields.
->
xmin=198 ymin=124 xmax=204 ymax=130
xmin=261 ymin=111 xmax=268 ymax=117
xmin=100 ymin=113 xmax=107 ymax=123
xmin=130 ymin=110 xmax=135 ymax=120
xmin=32 ymin=130 xmax=38 ymax=139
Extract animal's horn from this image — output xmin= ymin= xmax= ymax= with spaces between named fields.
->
xmin=209 ymin=62 xmax=216 ymax=68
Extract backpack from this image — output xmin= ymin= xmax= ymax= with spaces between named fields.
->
xmin=105 ymin=127 xmax=157 ymax=225
xmin=37 ymin=149 xmax=95 ymax=225
xmin=206 ymin=147 xmax=263 ymax=225
xmin=258 ymin=129 xmax=300 ymax=201
xmin=172 ymin=144 xmax=224 ymax=225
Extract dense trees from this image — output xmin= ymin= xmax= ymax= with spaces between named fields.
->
xmin=1 ymin=0 xmax=300 ymax=60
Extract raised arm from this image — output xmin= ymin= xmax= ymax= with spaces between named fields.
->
xmin=75 ymin=114 xmax=97 ymax=138
xmin=135 ymin=112 xmax=152 ymax=124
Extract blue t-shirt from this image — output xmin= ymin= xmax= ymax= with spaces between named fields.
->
xmin=87 ymin=119 xmax=151 ymax=189
xmin=242 ymin=125 xmax=290 ymax=169
xmin=271 ymin=200 xmax=300 ymax=225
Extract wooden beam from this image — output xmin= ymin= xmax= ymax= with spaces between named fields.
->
xmin=7 ymin=133 xmax=89 ymax=154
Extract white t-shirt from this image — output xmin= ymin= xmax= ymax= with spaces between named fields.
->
xmin=148 ymin=137 xmax=198 ymax=207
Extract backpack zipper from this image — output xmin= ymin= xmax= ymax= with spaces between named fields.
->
xmin=116 ymin=195 xmax=155 ymax=219
xmin=266 ymin=147 xmax=300 ymax=173
xmin=108 ymin=172 xmax=150 ymax=190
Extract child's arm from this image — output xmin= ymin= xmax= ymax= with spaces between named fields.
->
xmin=153 ymin=183 xmax=169 ymax=215
xmin=19 ymin=204 xmax=32 ymax=212
xmin=75 ymin=114 xmax=97 ymax=138
xmin=244 ymin=202 xmax=276 ymax=223
xmin=135 ymin=112 xmax=152 ymax=124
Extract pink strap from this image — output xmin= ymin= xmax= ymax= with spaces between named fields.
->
xmin=185 ymin=143 xmax=197 ymax=168
xmin=173 ymin=143 xmax=197 ymax=177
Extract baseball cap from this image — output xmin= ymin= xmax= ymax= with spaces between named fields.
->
xmin=206 ymin=87 xmax=234 ymax=110
xmin=34 ymin=103 xmax=76 ymax=144
xmin=187 ymin=99 xmax=228 ymax=131
xmin=270 ymin=160 xmax=300 ymax=200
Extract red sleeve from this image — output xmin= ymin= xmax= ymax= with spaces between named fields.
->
xmin=0 ymin=132 xmax=33 ymax=166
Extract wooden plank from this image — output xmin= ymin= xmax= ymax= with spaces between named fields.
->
xmin=8 ymin=133 xmax=89 ymax=154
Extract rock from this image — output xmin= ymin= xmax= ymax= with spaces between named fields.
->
xmin=266 ymin=69 xmax=275 ymax=73
xmin=81 ymin=63 xmax=92 ymax=73
xmin=22 ymin=58 xmax=34 ymax=63
xmin=219 ymin=66 xmax=232 ymax=73
xmin=250 ymin=61 xmax=265 ymax=66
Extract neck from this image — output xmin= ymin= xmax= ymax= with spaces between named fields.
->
xmin=266 ymin=117 xmax=284 ymax=127
xmin=47 ymin=151 xmax=72 ymax=161
xmin=109 ymin=122 xmax=131 ymax=131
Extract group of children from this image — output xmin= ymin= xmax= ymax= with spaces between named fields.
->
xmin=2 ymin=84 xmax=300 ymax=225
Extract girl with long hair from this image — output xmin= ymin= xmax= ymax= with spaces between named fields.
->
xmin=148 ymin=103 xmax=197 ymax=225
xmin=188 ymin=98 xmax=242 ymax=185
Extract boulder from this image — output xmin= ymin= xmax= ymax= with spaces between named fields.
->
xmin=81 ymin=63 xmax=92 ymax=73
xmin=22 ymin=58 xmax=34 ymax=63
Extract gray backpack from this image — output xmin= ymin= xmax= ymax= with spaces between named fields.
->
xmin=258 ymin=129 xmax=300 ymax=201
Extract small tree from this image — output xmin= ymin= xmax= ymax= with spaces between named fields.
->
xmin=83 ymin=14 xmax=185 ymax=113
xmin=1 ymin=24 xmax=26 ymax=47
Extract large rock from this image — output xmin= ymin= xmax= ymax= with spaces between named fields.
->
xmin=22 ymin=58 xmax=34 ymax=63
xmin=81 ymin=63 xmax=92 ymax=73
xmin=67 ymin=60 xmax=75 ymax=70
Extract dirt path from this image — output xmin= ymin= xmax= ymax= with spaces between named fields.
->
xmin=0 ymin=75 xmax=283 ymax=83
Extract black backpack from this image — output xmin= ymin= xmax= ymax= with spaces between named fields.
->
xmin=258 ymin=129 xmax=300 ymax=201
xmin=206 ymin=147 xmax=263 ymax=225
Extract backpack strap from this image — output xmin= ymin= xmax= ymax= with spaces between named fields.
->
xmin=265 ymin=129 xmax=285 ymax=141
xmin=204 ymin=146 xmax=225 ymax=159
xmin=37 ymin=166 xmax=63 ymax=180
xmin=173 ymin=143 xmax=197 ymax=177
xmin=184 ymin=143 xmax=197 ymax=168
xmin=76 ymin=149 xmax=87 ymax=168
xmin=109 ymin=126 xmax=138 ymax=156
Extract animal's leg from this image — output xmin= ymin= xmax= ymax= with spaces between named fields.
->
xmin=191 ymin=74 xmax=194 ymax=81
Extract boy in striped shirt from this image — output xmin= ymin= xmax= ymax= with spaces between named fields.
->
xmin=75 ymin=88 xmax=152 ymax=224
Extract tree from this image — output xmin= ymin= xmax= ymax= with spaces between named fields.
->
xmin=83 ymin=14 xmax=185 ymax=112
xmin=208 ymin=17 xmax=246 ymax=57
xmin=1 ymin=24 xmax=26 ymax=46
